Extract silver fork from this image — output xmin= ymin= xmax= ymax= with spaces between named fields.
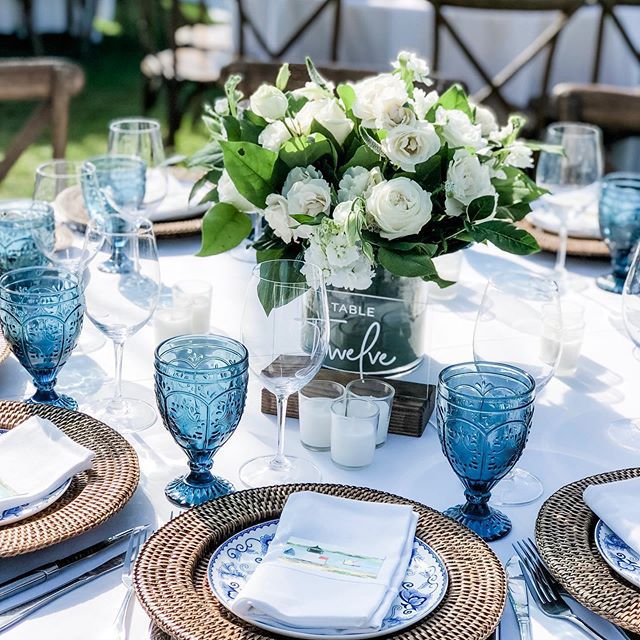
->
xmin=113 ymin=526 xmax=149 ymax=640
xmin=513 ymin=539 xmax=608 ymax=640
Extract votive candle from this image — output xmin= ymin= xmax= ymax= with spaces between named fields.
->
xmin=299 ymin=380 xmax=345 ymax=451
xmin=330 ymin=398 xmax=378 ymax=469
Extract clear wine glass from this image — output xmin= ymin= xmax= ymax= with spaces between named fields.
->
xmin=473 ymin=272 xmax=562 ymax=505
xmin=82 ymin=216 xmax=161 ymax=432
xmin=536 ymin=122 xmax=604 ymax=292
xmin=610 ymin=243 xmax=640 ymax=449
xmin=239 ymin=259 xmax=330 ymax=487
xmin=32 ymin=160 xmax=106 ymax=353
xmin=108 ymin=117 xmax=168 ymax=215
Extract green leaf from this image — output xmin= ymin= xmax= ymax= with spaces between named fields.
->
xmin=470 ymin=220 xmax=539 ymax=255
xmin=337 ymin=84 xmax=356 ymax=112
xmin=305 ymin=56 xmax=331 ymax=92
xmin=222 ymin=116 xmax=241 ymax=141
xmin=219 ymin=141 xmax=282 ymax=208
xmin=224 ymin=74 xmax=243 ymax=118
xmin=290 ymin=214 xmax=323 ymax=225
xmin=279 ymin=134 xmax=337 ymax=169
xmin=197 ymin=203 xmax=253 ymax=256
xmin=522 ymin=140 xmax=564 ymax=155
xmin=310 ymin=119 xmax=342 ymax=149
xmin=256 ymin=246 xmax=285 ymax=262
xmin=340 ymin=145 xmax=380 ymax=173
xmin=435 ymin=84 xmax=473 ymax=118
xmin=414 ymin=154 xmax=444 ymax=191
xmin=377 ymin=247 xmax=438 ymax=278
xmin=498 ymin=202 xmax=531 ymax=222
xmin=494 ymin=167 xmax=548 ymax=206
xmin=222 ymin=116 xmax=264 ymax=144
xmin=276 ymin=63 xmax=291 ymax=91
xmin=244 ymin=110 xmax=268 ymax=128
xmin=187 ymin=142 xmax=223 ymax=168
xmin=256 ymin=260 xmax=307 ymax=316
xmin=467 ymin=195 xmax=497 ymax=221
xmin=287 ymin=94 xmax=308 ymax=115
xmin=360 ymin=128 xmax=384 ymax=156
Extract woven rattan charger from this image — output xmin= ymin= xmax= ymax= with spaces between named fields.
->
xmin=134 ymin=483 xmax=506 ymax=640
xmin=0 ymin=401 xmax=139 ymax=557
xmin=536 ymin=468 xmax=640 ymax=634
xmin=0 ymin=334 xmax=10 ymax=366
xmin=520 ymin=220 xmax=609 ymax=259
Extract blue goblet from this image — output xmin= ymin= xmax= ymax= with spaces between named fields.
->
xmin=0 ymin=200 xmax=54 ymax=275
xmin=437 ymin=361 xmax=536 ymax=541
xmin=597 ymin=173 xmax=640 ymax=294
xmin=154 ymin=334 xmax=249 ymax=507
xmin=0 ymin=266 xmax=85 ymax=409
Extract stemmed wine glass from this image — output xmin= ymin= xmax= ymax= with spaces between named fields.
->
xmin=32 ymin=161 xmax=106 ymax=353
xmin=536 ymin=122 xmax=604 ymax=292
xmin=473 ymin=272 xmax=562 ymax=505
xmin=82 ymin=216 xmax=161 ymax=432
xmin=609 ymin=243 xmax=640 ymax=449
xmin=239 ymin=259 xmax=330 ymax=487
xmin=108 ymin=117 xmax=168 ymax=215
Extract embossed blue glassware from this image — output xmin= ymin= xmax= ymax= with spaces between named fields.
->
xmin=0 ymin=200 xmax=54 ymax=275
xmin=437 ymin=361 xmax=536 ymax=542
xmin=597 ymin=173 xmax=640 ymax=294
xmin=0 ymin=266 xmax=84 ymax=410
xmin=154 ymin=334 xmax=249 ymax=507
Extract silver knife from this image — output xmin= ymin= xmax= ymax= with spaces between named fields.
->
xmin=0 ymin=525 xmax=146 ymax=602
xmin=507 ymin=555 xmax=532 ymax=640
xmin=0 ymin=552 xmax=125 ymax=633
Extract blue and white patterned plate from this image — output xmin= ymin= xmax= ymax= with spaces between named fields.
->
xmin=0 ymin=428 xmax=72 ymax=527
xmin=595 ymin=519 xmax=640 ymax=589
xmin=207 ymin=519 xmax=448 ymax=640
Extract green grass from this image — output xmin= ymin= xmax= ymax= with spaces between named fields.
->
xmin=0 ymin=34 xmax=214 ymax=199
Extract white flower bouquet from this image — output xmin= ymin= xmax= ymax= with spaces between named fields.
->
xmin=194 ymin=54 xmax=546 ymax=292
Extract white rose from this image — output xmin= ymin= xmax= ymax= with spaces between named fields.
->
xmin=437 ymin=107 xmax=484 ymax=149
xmin=411 ymin=88 xmax=439 ymax=120
xmin=337 ymin=166 xmax=383 ymax=202
xmin=352 ymin=74 xmax=408 ymax=129
xmin=294 ymin=99 xmax=353 ymax=145
xmin=287 ymin=178 xmax=331 ymax=219
xmin=249 ymin=85 xmax=288 ymax=121
xmin=381 ymin=121 xmax=441 ymax=172
xmin=258 ymin=120 xmax=292 ymax=152
xmin=282 ymin=165 xmax=323 ymax=197
xmin=263 ymin=193 xmax=293 ymax=243
xmin=445 ymin=150 xmax=497 ymax=217
xmin=217 ymin=170 xmax=254 ymax=212
xmin=473 ymin=104 xmax=498 ymax=136
xmin=376 ymin=105 xmax=416 ymax=130
xmin=392 ymin=51 xmax=430 ymax=84
xmin=504 ymin=141 xmax=534 ymax=169
xmin=366 ymin=177 xmax=433 ymax=240
xmin=291 ymin=81 xmax=335 ymax=101
xmin=333 ymin=200 xmax=354 ymax=225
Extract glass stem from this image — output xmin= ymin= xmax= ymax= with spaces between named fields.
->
xmin=111 ymin=340 xmax=125 ymax=411
xmin=271 ymin=394 xmax=290 ymax=471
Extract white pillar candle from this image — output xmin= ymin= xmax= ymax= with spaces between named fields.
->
xmin=154 ymin=306 xmax=192 ymax=345
xmin=345 ymin=379 xmax=395 ymax=448
xmin=190 ymin=295 xmax=212 ymax=333
xmin=330 ymin=399 xmax=378 ymax=469
xmin=299 ymin=397 xmax=333 ymax=450
xmin=173 ymin=280 xmax=212 ymax=334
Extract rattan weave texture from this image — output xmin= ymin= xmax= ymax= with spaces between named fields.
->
xmin=0 ymin=334 xmax=10 ymax=366
xmin=536 ymin=468 xmax=640 ymax=633
xmin=153 ymin=216 xmax=202 ymax=238
xmin=521 ymin=220 xmax=609 ymax=258
xmin=134 ymin=484 xmax=506 ymax=640
xmin=0 ymin=401 xmax=139 ymax=557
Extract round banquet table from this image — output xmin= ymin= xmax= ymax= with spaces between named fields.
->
xmin=0 ymin=236 xmax=637 ymax=640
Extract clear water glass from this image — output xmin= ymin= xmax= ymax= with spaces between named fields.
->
xmin=0 ymin=266 xmax=84 ymax=409
xmin=346 ymin=378 xmax=395 ymax=447
xmin=239 ymin=259 xmax=330 ymax=487
xmin=299 ymin=380 xmax=345 ymax=451
xmin=473 ymin=271 xmax=561 ymax=506
xmin=0 ymin=200 xmax=54 ymax=275
xmin=536 ymin=122 xmax=604 ymax=291
xmin=83 ymin=217 xmax=161 ymax=432
xmin=154 ymin=334 xmax=249 ymax=507
xmin=330 ymin=397 xmax=378 ymax=469
xmin=437 ymin=362 xmax=536 ymax=541
xmin=597 ymin=173 xmax=640 ymax=294
xmin=108 ymin=117 xmax=168 ymax=214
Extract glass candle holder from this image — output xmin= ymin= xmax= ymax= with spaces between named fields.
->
xmin=597 ymin=173 xmax=640 ymax=294
xmin=545 ymin=301 xmax=585 ymax=377
xmin=154 ymin=293 xmax=193 ymax=346
xmin=173 ymin=279 xmax=212 ymax=334
xmin=299 ymin=380 xmax=345 ymax=451
xmin=330 ymin=398 xmax=379 ymax=469
xmin=346 ymin=378 xmax=395 ymax=447
xmin=437 ymin=362 xmax=536 ymax=542
xmin=0 ymin=200 xmax=54 ymax=275
xmin=154 ymin=334 xmax=249 ymax=507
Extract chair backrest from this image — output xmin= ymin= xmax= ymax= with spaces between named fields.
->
xmin=0 ymin=58 xmax=85 ymax=183
xmin=429 ymin=0 xmax=585 ymax=126
xmin=235 ymin=0 xmax=343 ymax=62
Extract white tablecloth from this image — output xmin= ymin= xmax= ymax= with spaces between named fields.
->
xmin=0 ymin=237 xmax=638 ymax=640
xmin=237 ymin=0 xmax=640 ymax=108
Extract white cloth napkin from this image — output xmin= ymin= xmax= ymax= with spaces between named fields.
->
xmin=583 ymin=478 xmax=640 ymax=555
xmin=0 ymin=417 xmax=94 ymax=514
xmin=231 ymin=491 xmax=418 ymax=632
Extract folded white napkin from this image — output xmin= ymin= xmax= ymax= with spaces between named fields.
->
xmin=0 ymin=417 xmax=94 ymax=515
xmin=231 ymin=491 xmax=418 ymax=632
xmin=584 ymin=478 xmax=640 ymax=556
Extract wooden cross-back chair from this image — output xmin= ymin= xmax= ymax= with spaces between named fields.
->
xmin=0 ymin=58 xmax=84 ymax=183
xmin=591 ymin=0 xmax=640 ymax=83
xmin=429 ymin=0 xmax=585 ymax=128
xmin=236 ymin=0 xmax=343 ymax=62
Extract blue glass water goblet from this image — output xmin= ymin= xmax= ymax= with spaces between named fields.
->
xmin=0 ymin=200 xmax=54 ymax=275
xmin=154 ymin=334 xmax=249 ymax=507
xmin=0 ymin=266 xmax=84 ymax=409
xmin=597 ymin=173 xmax=640 ymax=294
xmin=437 ymin=361 xmax=536 ymax=542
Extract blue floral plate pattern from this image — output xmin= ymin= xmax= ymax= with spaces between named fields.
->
xmin=595 ymin=519 xmax=640 ymax=589
xmin=207 ymin=519 xmax=449 ymax=640
xmin=0 ymin=428 xmax=72 ymax=526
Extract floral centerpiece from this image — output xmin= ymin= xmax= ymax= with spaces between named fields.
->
xmin=193 ymin=53 xmax=546 ymax=374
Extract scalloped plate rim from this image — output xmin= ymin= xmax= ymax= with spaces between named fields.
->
xmin=594 ymin=519 xmax=640 ymax=590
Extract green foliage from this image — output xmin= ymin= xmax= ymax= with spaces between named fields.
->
xmin=197 ymin=203 xmax=252 ymax=256
xmin=279 ymin=135 xmax=337 ymax=169
xmin=470 ymin=220 xmax=539 ymax=255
